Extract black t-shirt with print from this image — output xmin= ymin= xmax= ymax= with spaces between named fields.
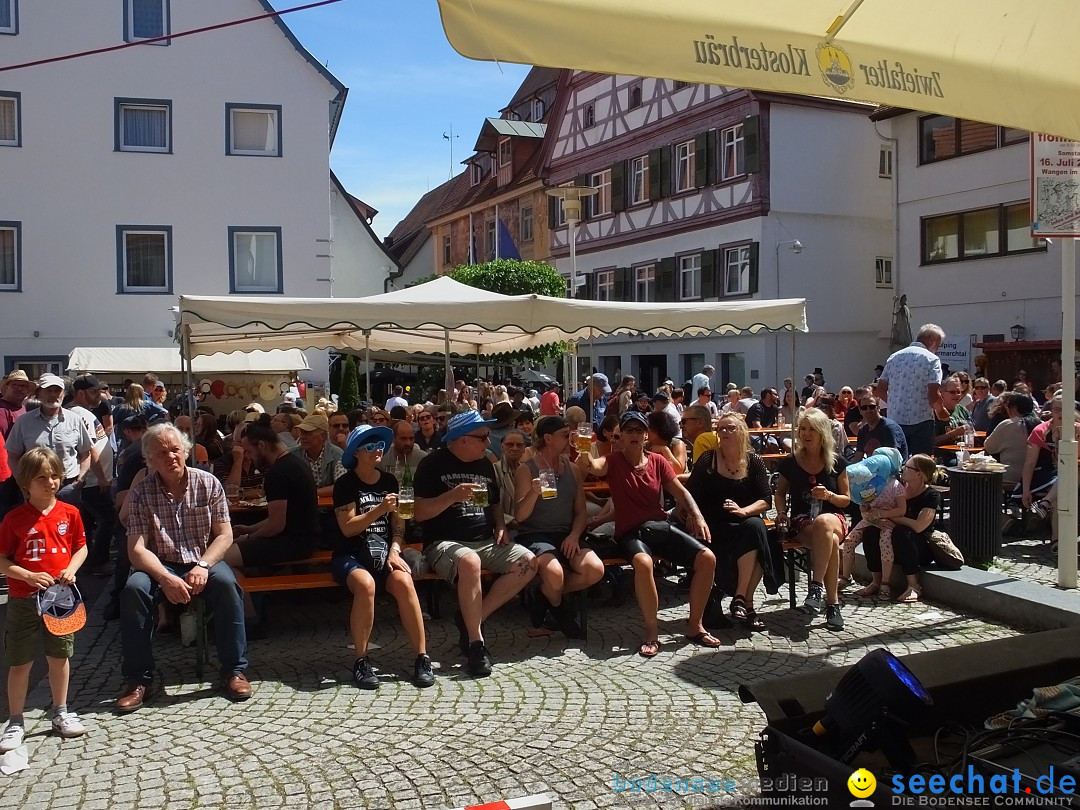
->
xmin=332 ymin=470 xmax=399 ymax=565
xmin=414 ymin=447 xmax=500 ymax=548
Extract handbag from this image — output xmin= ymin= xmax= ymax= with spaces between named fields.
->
xmin=928 ymin=529 xmax=964 ymax=570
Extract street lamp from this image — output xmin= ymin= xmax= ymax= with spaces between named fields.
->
xmin=546 ymin=184 xmax=598 ymax=405
xmin=1010 ymin=323 xmax=1026 ymax=341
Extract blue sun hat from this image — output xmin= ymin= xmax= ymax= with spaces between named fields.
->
xmin=443 ymin=409 xmax=497 ymax=442
xmin=342 ymin=424 xmax=394 ymax=470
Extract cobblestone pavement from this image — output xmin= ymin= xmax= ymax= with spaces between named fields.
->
xmin=1 ymin=577 xmax=1019 ymax=810
xmin=992 ymin=521 xmax=1063 ymax=589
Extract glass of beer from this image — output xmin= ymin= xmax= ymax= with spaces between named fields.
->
xmin=397 ymin=487 xmax=415 ymax=520
xmin=576 ymin=423 xmax=593 ymax=454
xmin=225 ymin=483 xmax=240 ymax=503
xmin=470 ymin=478 xmax=489 ymax=508
xmin=540 ymin=470 xmax=557 ymax=500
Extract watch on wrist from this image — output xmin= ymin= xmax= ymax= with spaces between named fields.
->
xmin=195 ymin=560 xmax=210 ymax=571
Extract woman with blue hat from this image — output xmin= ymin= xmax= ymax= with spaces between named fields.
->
xmin=332 ymin=425 xmax=434 ymax=690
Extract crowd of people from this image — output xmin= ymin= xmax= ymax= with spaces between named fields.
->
xmin=0 ymin=329 xmax=1075 ymax=749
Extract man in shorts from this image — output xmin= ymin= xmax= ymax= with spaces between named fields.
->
xmin=414 ymin=410 xmax=536 ymax=677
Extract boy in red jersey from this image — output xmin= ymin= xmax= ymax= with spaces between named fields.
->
xmin=0 ymin=447 xmax=88 ymax=751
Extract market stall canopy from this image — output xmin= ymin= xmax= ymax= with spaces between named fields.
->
xmin=68 ymin=347 xmax=310 ymax=375
xmin=177 ymin=276 xmax=806 ymax=358
xmin=436 ymin=0 xmax=1080 ymax=141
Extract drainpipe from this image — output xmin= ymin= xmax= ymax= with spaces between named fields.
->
xmin=873 ymin=120 xmax=900 ymax=301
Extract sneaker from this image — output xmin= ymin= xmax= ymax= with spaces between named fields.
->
xmin=803 ymin=581 xmax=826 ymax=615
xmin=51 ymin=712 xmax=86 ymax=738
xmin=0 ymin=723 xmax=24 ymax=752
xmin=352 ymin=657 xmax=379 ymax=690
xmin=1032 ymin=499 xmax=1052 ymax=520
xmin=825 ymin=603 xmax=845 ymax=631
xmin=413 ymin=654 xmax=435 ymax=688
xmin=466 ymin=641 xmax=493 ymax=678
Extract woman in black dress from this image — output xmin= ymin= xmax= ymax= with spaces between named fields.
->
xmin=685 ymin=413 xmax=774 ymax=628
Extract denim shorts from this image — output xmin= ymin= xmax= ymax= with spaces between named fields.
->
xmin=330 ymin=552 xmax=390 ymax=592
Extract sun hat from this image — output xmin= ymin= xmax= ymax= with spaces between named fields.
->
xmin=620 ymin=411 xmax=649 ymax=430
xmin=2 ymin=369 xmax=29 ymax=384
xmin=37 ymin=583 xmax=87 ymax=636
xmin=342 ymin=424 xmax=393 ymax=470
xmin=296 ymin=414 xmax=329 ymax=433
xmin=443 ymin=410 xmax=497 ymax=442
xmin=490 ymin=402 xmax=522 ymax=428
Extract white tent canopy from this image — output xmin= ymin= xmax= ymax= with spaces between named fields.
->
xmin=177 ymin=276 xmax=806 ymax=358
xmin=68 ymin=347 xmax=310 ymax=375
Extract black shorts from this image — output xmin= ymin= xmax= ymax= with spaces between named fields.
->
xmin=237 ymin=534 xmax=316 ymax=567
xmin=330 ymin=552 xmax=390 ymax=592
xmin=617 ymin=520 xmax=707 ymax=568
xmin=515 ymin=532 xmax=572 ymax=567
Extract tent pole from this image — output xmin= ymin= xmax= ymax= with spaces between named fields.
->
xmin=790 ymin=328 xmax=797 ymax=446
xmin=180 ymin=323 xmax=196 ymax=445
xmin=1059 ymin=238 xmax=1077 ymax=588
xmin=475 ymin=345 xmax=481 ymax=393
xmin=444 ymin=330 xmax=453 ymax=407
xmin=364 ymin=332 xmax=371 ymax=405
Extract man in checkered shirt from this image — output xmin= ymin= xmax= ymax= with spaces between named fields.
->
xmin=117 ymin=423 xmax=250 ymax=711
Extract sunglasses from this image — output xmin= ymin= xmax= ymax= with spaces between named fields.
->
xmin=358 ymin=440 xmax=387 ymax=452
xmin=716 ymin=425 xmax=739 ymax=432
xmin=329 ymin=422 xmax=349 ymax=430
xmin=859 ymin=404 xmax=878 ymax=411
xmin=463 ymin=433 xmax=490 ymax=442
xmin=419 ymin=415 xmax=434 ymax=421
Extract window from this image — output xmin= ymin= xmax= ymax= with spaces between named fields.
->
xmin=673 ymin=80 xmax=690 ymax=91
xmin=635 ymin=264 xmax=656 ymax=302
xmin=584 ymin=104 xmax=595 ymax=127
xmin=879 ymin=146 xmax=893 ymax=178
xmin=875 ymin=257 xmax=893 ymax=288
xmin=531 ymin=98 xmax=544 ymax=121
xmin=554 ymin=181 xmax=573 ymax=226
xmin=117 ymin=226 xmax=171 ymax=294
xmin=724 ymin=246 xmax=751 ymax=295
xmin=470 ymin=162 xmax=482 ymax=186
xmin=0 ymin=222 xmax=19 ymax=291
xmin=226 ymin=104 xmax=281 ymax=157
xmin=0 ymin=0 xmax=17 ymax=35
xmin=497 ymin=137 xmax=511 ymax=167
xmin=588 ymin=169 xmax=611 ymax=217
xmin=125 ymin=0 xmax=169 ymax=43
xmin=485 ymin=220 xmax=496 ymax=259
xmin=919 ymin=115 xmax=1029 ymax=164
xmin=229 ymin=227 xmax=282 ymax=293
xmin=115 ymin=98 xmax=170 ymax=153
xmin=489 ymin=153 xmax=497 ymax=173
xmin=674 ymin=140 xmax=696 ymax=192
xmin=720 ymin=124 xmax=745 ymax=180
xmin=629 ymin=156 xmax=649 ymax=205
xmin=679 ymin=254 xmax=701 ymax=300
xmin=596 ymin=270 xmax=614 ymax=301
xmin=520 ymin=206 xmax=533 ymax=242
xmin=922 ymin=201 xmax=1045 ymax=264
xmin=0 ymin=92 xmax=19 ymax=147
xmin=442 ymin=234 xmax=451 ymax=265
xmin=628 ymin=82 xmax=642 ymax=109
xmin=7 ymin=359 xmax=65 ymax=380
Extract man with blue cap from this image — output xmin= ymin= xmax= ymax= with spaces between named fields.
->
xmin=413 ymin=410 xmax=536 ymax=677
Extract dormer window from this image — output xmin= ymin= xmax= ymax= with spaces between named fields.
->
xmin=497 ymin=137 xmax=512 ymax=167
xmin=470 ymin=162 xmax=482 ymax=186
xmin=531 ymin=98 xmax=544 ymax=121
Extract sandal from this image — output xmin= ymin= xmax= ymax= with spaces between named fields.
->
xmin=745 ymin=610 xmax=765 ymax=630
xmin=729 ymin=595 xmax=748 ymax=622
xmin=685 ymin=631 xmax=722 ymax=648
xmin=837 ymin=575 xmax=853 ymax=589
xmin=638 ymin=640 xmax=661 ymax=658
xmin=897 ymin=587 xmax=921 ymax=604
xmin=854 ymin=583 xmax=879 ymax=598
xmin=878 ymin=585 xmax=892 ymax=601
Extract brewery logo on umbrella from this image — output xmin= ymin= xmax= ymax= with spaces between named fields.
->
xmin=816 ymin=43 xmax=853 ymax=93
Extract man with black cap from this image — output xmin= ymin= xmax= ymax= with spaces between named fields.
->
xmin=413 ymin=410 xmax=536 ymax=677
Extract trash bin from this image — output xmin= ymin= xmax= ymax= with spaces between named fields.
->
xmin=948 ymin=468 xmax=1003 ymax=565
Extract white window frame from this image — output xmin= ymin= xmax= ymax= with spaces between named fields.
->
xmin=589 ymin=169 xmax=611 ymax=217
xmin=118 ymin=226 xmax=171 ymax=294
xmin=229 ymin=227 xmax=282 ymax=294
xmin=596 ymin=269 xmax=614 ymax=301
xmin=470 ymin=162 xmax=482 ymax=186
xmin=879 ymin=146 xmax=893 ymax=179
xmin=125 ymin=0 xmax=168 ymax=44
xmin=629 ymin=156 xmax=649 ymax=206
xmin=116 ymin=98 xmax=170 ymax=153
xmin=485 ymin=220 xmax=496 ymax=258
xmin=675 ymin=140 xmax=696 ymax=192
xmin=0 ymin=92 xmax=19 ymax=147
xmin=0 ymin=0 xmax=16 ymax=36
xmin=555 ymin=181 xmax=572 ymax=227
xmin=679 ymin=254 xmax=701 ymax=300
xmin=724 ymin=245 xmax=750 ymax=296
xmin=226 ymin=104 xmax=281 ymax=157
xmin=531 ymin=98 xmax=544 ymax=121
xmin=875 ymin=257 xmax=893 ymax=288
xmin=720 ymin=124 xmax=745 ymax=180
xmin=520 ymin=206 xmax=533 ymax=242
xmin=0 ymin=221 xmax=19 ymax=291
xmin=635 ymin=264 xmax=656 ymax=302
xmin=442 ymin=234 xmax=451 ymax=265
xmin=497 ymin=137 xmax=512 ymax=167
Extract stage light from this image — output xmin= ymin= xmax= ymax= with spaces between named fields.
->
xmin=812 ymin=648 xmax=932 ymax=769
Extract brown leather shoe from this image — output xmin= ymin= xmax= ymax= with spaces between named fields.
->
xmin=223 ymin=673 xmax=252 ymax=701
xmin=116 ymin=682 xmax=149 ymax=713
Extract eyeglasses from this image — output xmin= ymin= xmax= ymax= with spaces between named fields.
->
xmin=716 ymin=425 xmax=739 ymax=432
xmin=329 ymin=422 xmax=349 ymax=430
xmin=358 ymin=441 xmax=387 ymax=452
xmin=418 ymin=415 xmax=434 ymax=421
xmin=859 ymin=404 xmax=878 ymax=411
xmin=463 ymin=433 xmax=490 ymax=442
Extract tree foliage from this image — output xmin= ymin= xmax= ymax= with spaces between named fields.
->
xmin=338 ymin=355 xmax=361 ymax=413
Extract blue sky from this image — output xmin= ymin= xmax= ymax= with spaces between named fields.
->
xmin=273 ymin=0 xmax=532 ymax=238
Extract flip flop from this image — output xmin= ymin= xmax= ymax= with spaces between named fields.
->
xmin=638 ymin=640 xmax=661 ymax=658
xmin=685 ymin=631 xmax=722 ymax=648
xmin=745 ymin=610 xmax=766 ymax=630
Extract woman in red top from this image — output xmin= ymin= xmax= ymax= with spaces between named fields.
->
xmin=1022 ymin=391 xmax=1080 ymax=543
xmin=577 ymin=410 xmax=716 ymax=657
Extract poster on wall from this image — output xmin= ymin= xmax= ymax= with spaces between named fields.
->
xmin=1031 ymin=135 xmax=1080 ymax=236
xmin=936 ymin=334 xmax=974 ymax=376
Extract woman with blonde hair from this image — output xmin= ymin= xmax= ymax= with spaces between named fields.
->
xmin=774 ymin=408 xmax=851 ymax=630
xmin=684 ymin=413 xmax=774 ymax=628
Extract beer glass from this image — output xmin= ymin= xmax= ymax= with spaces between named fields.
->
xmin=397 ymin=487 xmax=415 ymax=520
xmin=540 ymin=470 xmax=557 ymax=500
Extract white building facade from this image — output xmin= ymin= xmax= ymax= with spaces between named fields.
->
xmin=0 ymin=0 xmax=361 ymax=382
xmin=543 ymin=73 xmax=894 ymax=393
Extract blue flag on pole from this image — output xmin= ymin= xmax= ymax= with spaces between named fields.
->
xmin=497 ymin=219 xmax=522 ymax=261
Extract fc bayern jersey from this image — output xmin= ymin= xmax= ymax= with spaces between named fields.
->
xmin=0 ymin=501 xmax=85 ymax=599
